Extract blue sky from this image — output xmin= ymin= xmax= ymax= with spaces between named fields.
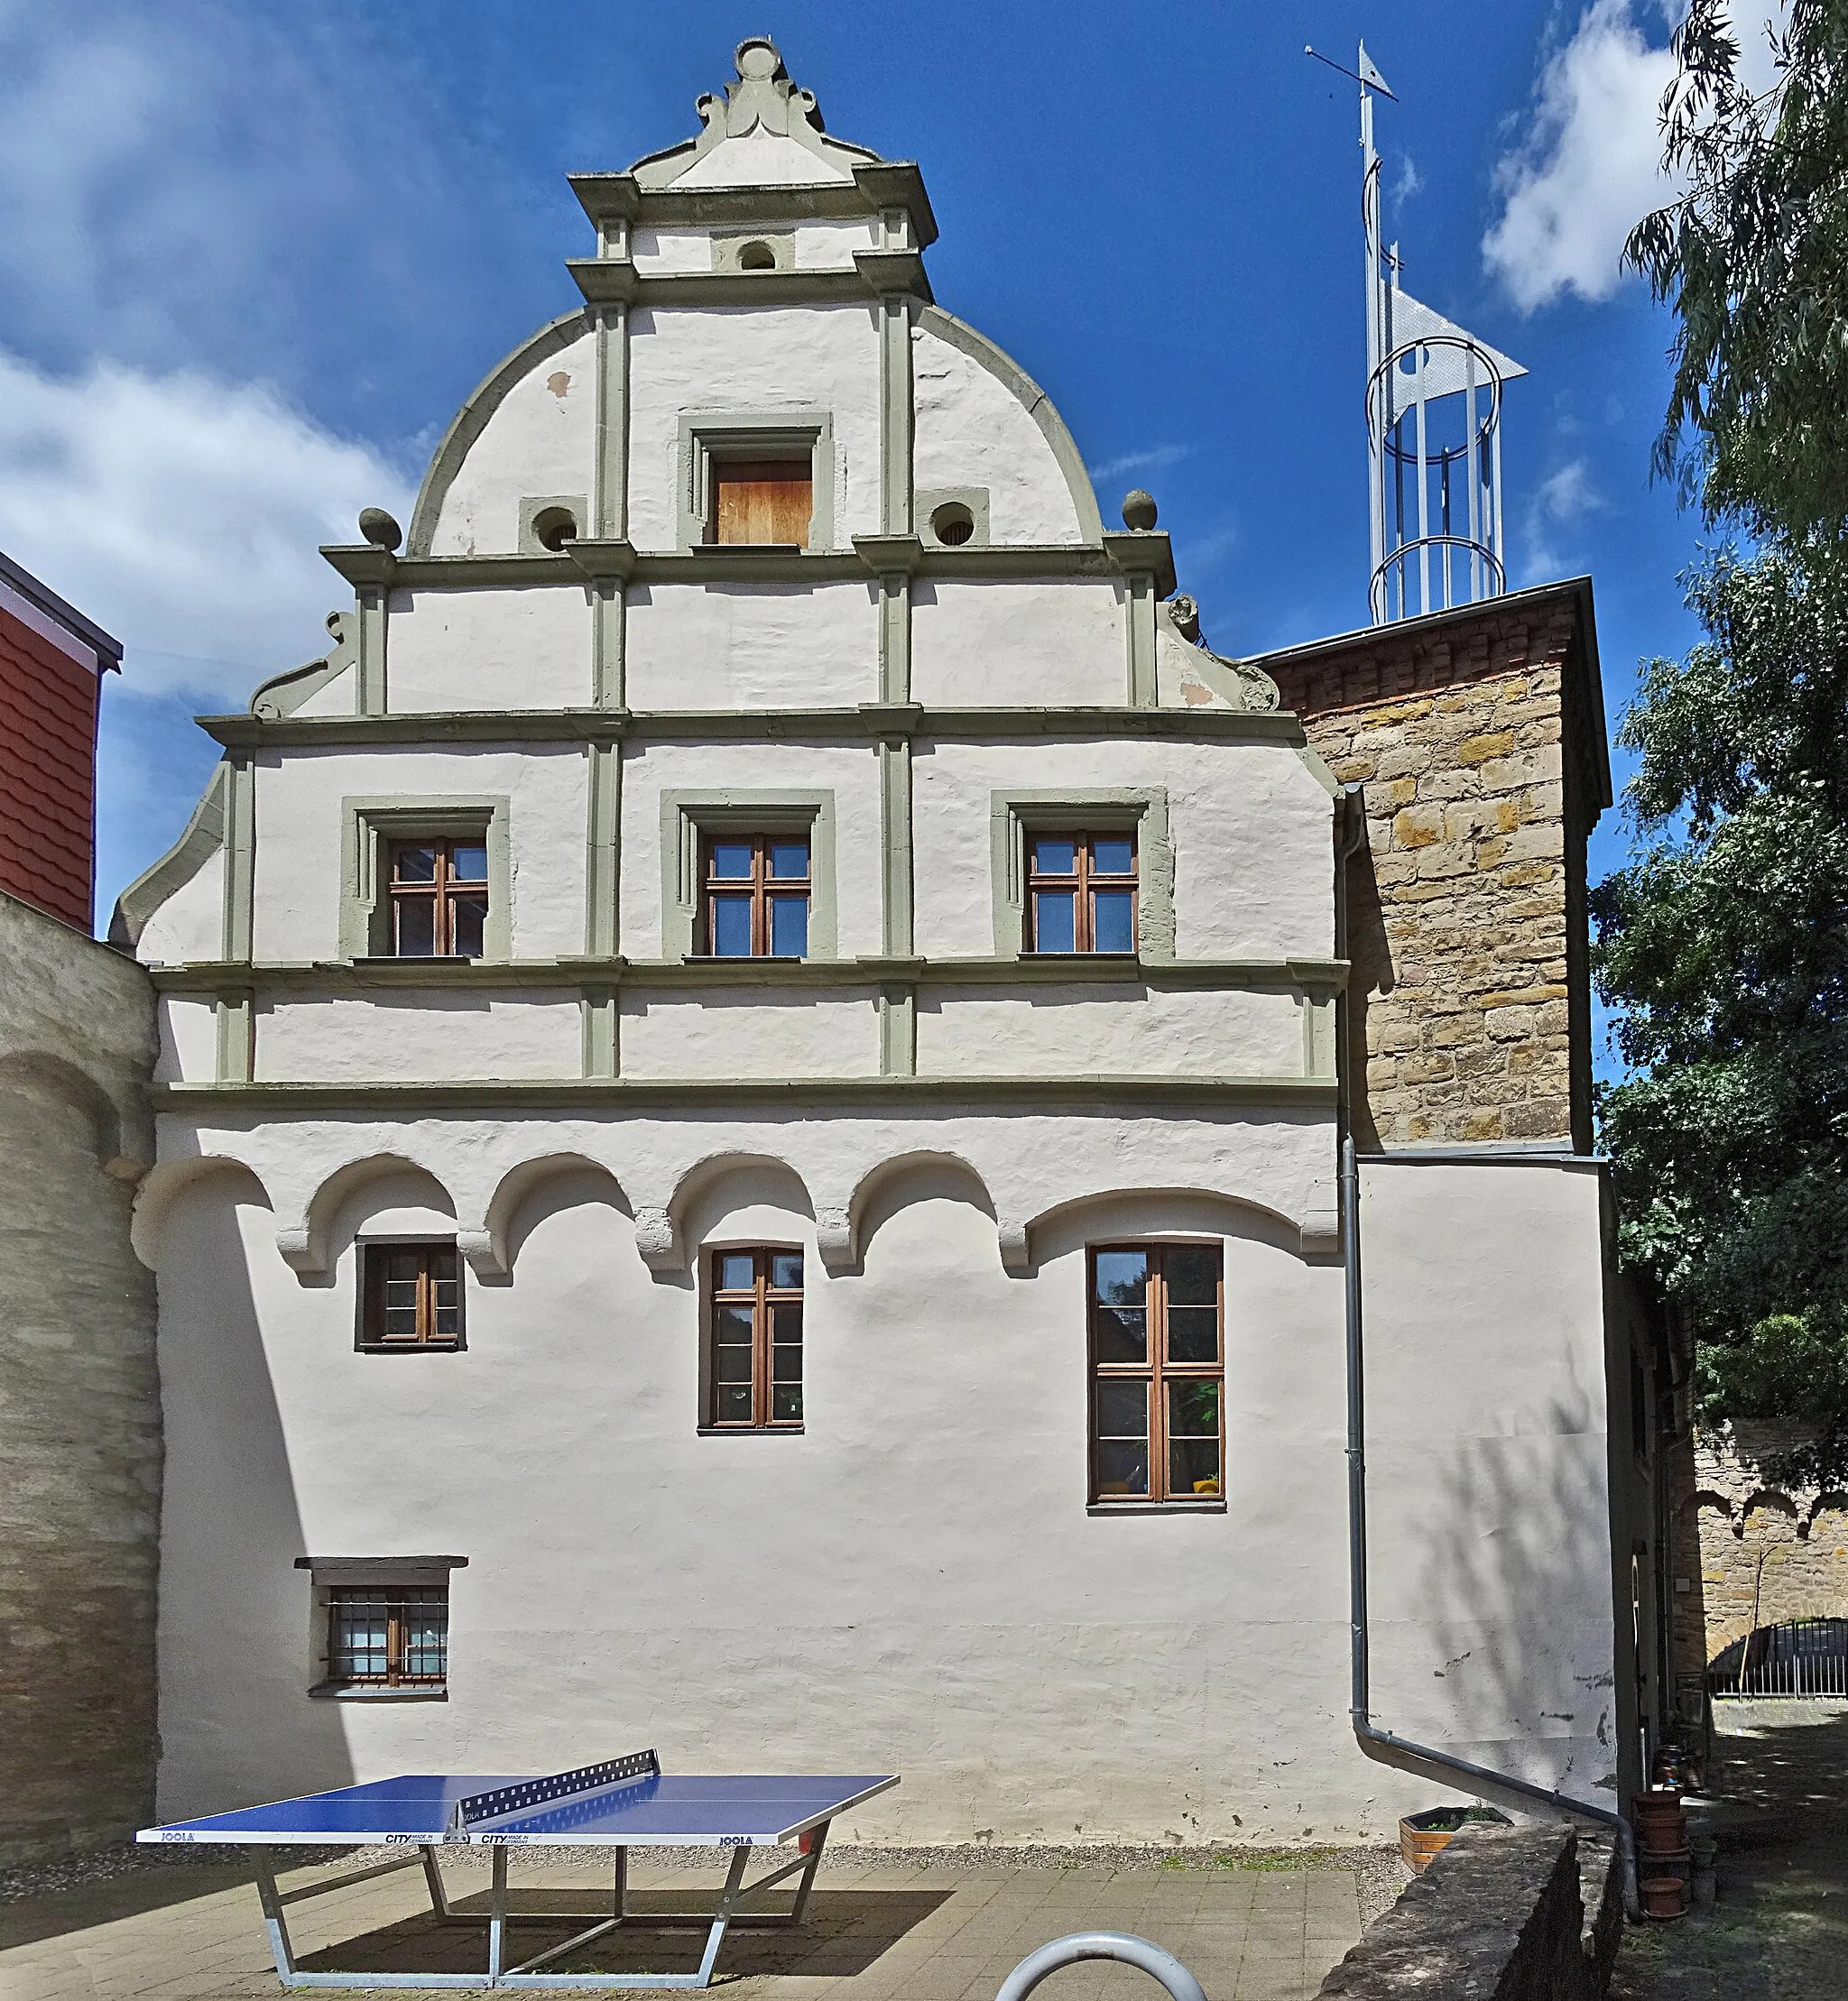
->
xmin=0 ymin=1 xmax=1751 ymax=981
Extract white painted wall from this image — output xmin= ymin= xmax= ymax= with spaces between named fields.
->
xmin=910 ymin=579 xmax=1123 ymax=708
xmin=428 ymin=330 xmax=596 ymax=559
xmin=917 ymin=986 xmax=1304 ymax=1078
xmin=912 ymin=322 xmax=1086 ymax=545
xmin=136 ymin=846 xmax=224 ymax=965
xmin=624 ymin=579 xmax=879 ymax=711
xmin=621 ymin=990 xmax=879 ymax=1079
xmin=387 ymin=587 xmax=593 ymax=714
xmin=255 ymin=992 xmax=580 ymax=1083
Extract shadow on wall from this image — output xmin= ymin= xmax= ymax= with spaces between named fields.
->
xmin=1344 ymin=835 xmax=1391 ymax=1155
xmin=155 ymin=1169 xmax=356 ymax=1815
xmin=1379 ymin=1364 xmax=1620 ymax=1803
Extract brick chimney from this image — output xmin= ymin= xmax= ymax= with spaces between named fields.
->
xmin=0 ymin=551 xmax=124 ymax=935
xmin=1257 ymin=580 xmax=1611 ymax=1152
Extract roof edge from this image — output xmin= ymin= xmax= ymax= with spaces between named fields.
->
xmin=0 ymin=549 xmax=124 ymax=668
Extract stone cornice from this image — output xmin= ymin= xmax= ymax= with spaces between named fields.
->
xmin=567 ymin=161 xmax=938 ymax=248
xmin=149 ymin=954 xmax=1349 ymax=995
xmin=195 ymin=705 xmax=1311 ymax=750
xmin=567 ymin=258 xmax=932 ymax=311
xmin=152 ymin=1074 xmax=1338 ymax=1112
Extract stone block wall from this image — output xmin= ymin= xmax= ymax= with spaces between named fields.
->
xmin=0 ymin=890 xmax=159 ymax=1864
xmin=1263 ymin=585 xmax=1608 ymax=1151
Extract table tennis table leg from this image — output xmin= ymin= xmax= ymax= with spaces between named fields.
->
xmin=250 ymin=1847 xmax=302 ymax=1986
xmin=420 ymin=1844 xmax=457 ymax=1921
xmin=487 ymin=1844 xmax=509 ymax=1983
xmin=614 ymin=1845 xmax=627 ymax=1924
xmin=790 ymin=1821 xmax=829 ymax=1925
xmin=691 ymin=1845 xmax=752 ymax=1987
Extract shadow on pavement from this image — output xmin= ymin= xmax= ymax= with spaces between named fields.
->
xmin=0 ymin=1859 xmax=257 ymax=1951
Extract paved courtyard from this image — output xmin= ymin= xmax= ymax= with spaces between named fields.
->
xmin=0 ymin=1848 xmax=1380 ymax=2001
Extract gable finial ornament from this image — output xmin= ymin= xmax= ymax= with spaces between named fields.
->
xmin=690 ymin=37 xmax=829 ymax=150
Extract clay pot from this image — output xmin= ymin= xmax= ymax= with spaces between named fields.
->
xmin=1635 ymin=1790 xmax=1687 ymax=1855
xmin=1640 ymin=1876 xmax=1688 ymax=1920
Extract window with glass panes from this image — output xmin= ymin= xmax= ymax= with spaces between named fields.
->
xmin=1088 ymin=1244 xmax=1224 ymax=1503
xmin=326 ymin=1584 xmax=448 ymax=1689
xmin=703 ymin=834 xmax=810 ymax=957
xmin=708 ymin=1248 xmax=803 ymax=1428
xmin=359 ymin=1244 xmax=464 ymax=1351
xmin=1027 ymin=834 xmax=1137 ymax=953
xmin=388 ymin=837 xmax=489 ymax=956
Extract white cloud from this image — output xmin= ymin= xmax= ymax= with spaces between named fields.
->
xmin=1087 ymin=443 xmax=1196 ymax=483
xmin=0 ymin=347 xmax=413 ymax=702
xmin=1520 ymin=456 xmax=1603 ymax=582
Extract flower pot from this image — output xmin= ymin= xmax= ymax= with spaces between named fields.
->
xmin=1640 ymin=1876 xmax=1688 ymax=1920
xmin=1397 ymin=1805 xmax=1511 ymax=1876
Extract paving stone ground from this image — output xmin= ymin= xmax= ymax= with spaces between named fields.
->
xmin=1612 ymin=1700 xmax=1848 ymax=2001
xmin=0 ymin=1847 xmax=1383 ymax=2001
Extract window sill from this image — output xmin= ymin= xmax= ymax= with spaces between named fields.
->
xmin=1022 ymin=952 xmax=1141 ymax=964
xmin=681 ymin=954 xmax=808 ymax=964
xmin=309 ymin=1684 xmax=448 ymax=1702
xmin=1086 ymin=1499 xmax=1227 ymax=1516
xmin=697 ymin=1425 xmax=806 ymax=1437
xmin=355 ymin=1342 xmax=467 ymax=1356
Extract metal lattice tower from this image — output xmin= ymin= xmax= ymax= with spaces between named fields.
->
xmin=1357 ymin=45 xmax=1525 ymax=624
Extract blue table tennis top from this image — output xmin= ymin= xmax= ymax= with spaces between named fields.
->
xmin=139 ymin=1771 xmax=897 ymax=1847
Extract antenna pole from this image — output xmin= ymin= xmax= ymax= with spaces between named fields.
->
xmin=1362 ymin=55 xmax=1386 ymax=623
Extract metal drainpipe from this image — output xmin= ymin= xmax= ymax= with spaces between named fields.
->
xmin=1329 ymin=786 xmax=1640 ymax=1921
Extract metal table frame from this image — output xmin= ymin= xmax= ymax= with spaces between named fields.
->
xmin=247 ymin=1822 xmax=833 ymax=1991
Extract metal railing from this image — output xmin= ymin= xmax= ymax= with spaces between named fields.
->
xmin=994 ymin=1935 xmax=1206 ymax=2001
xmin=1708 ymin=1618 xmax=1848 ymax=1699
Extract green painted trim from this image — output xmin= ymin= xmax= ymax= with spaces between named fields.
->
xmin=585 ymin=743 xmax=622 ymax=956
xmin=356 ymin=587 xmax=388 ymax=715
xmin=589 ymin=580 xmax=626 ymax=708
xmin=109 ymin=760 xmax=228 ymax=948
xmin=989 ymin=788 xmax=1174 ymax=961
xmin=339 ymin=796 xmax=513 ymax=961
xmin=580 ymin=985 xmax=618 ymax=1079
xmin=916 ymin=307 xmax=1105 ymax=543
xmin=148 ymin=954 xmax=1350 ymax=995
xmin=916 ymin=487 xmax=991 ymax=550
xmin=156 ymin=1073 xmax=1338 ymax=1111
xmin=214 ymin=992 xmax=254 ymax=1084
xmin=676 ymin=412 xmax=836 ymax=553
xmin=221 ymin=758 xmax=256 ymax=963
xmin=594 ymin=305 xmax=630 ymax=540
xmin=658 ymin=789 xmax=837 ymax=961
xmin=878 ymin=738 xmax=913 ymax=955
xmin=1122 ymin=572 xmax=1157 ymax=708
xmin=1099 ymin=530 xmax=1178 ymax=603
xmin=567 ymin=263 xmax=930 ymax=310
xmin=199 ymin=705 xmax=1311 ymax=750
xmin=1301 ymin=994 xmax=1337 ymax=1080
xmin=879 ymin=296 xmax=913 ymax=534
xmin=405 ymin=311 xmax=590 ymax=558
xmin=567 ymin=161 xmax=938 ymax=248
xmin=878 ymin=983 xmax=916 ymax=1077
xmin=873 ymin=572 xmax=912 ymax=703
xmin=517 ymin=495 xmax=589 ymax=557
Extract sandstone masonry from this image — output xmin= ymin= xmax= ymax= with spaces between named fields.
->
xmin=1263 ymin=582 xmax=1609 ymax=1149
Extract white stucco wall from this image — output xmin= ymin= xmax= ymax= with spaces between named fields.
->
xmin=428 ymin=330 xmax=596 ymax=559
xmin=624 ymin=579 xmax=879 ymax=711
xmin=917 ymin=986 xmax=1304 ymax=1078
xmin=621 ymin=991 xmax=879 ymax=1079
xmin=386 ymin=587 xmax=593 ymax=714
xmin=136 ymin=847 xmax=224 ymax=966
xmin=626 ymin=305 xmax=882 ymax=552
xmin=255 ymin=993 xmax=580 ymax=1083
xmin=910 ymin=580 xmax=1123 ymax=709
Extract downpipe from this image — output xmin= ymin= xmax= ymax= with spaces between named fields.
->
xmin=1340 ymin=1135 xmax=1641 ymax=1921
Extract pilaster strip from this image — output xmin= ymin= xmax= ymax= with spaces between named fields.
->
xmin=356 ymin=588 xmax=388 ymax=715
xmin=589 ymin=583 xmax=627 ymax=708
xmin=877 ymin=572 xmax=912 ymax=704
xmin=580 ymin=986 xmax=619 ymax=1080
xmin=879 ymin=298 xmax=914 ymax=536
xmin=585 ymin=742 xmax=623 ymax=956
xmin=878 ymin=984 xmax=917 ymax=1078
xmin=593 ymin=303 xmax=630 ymax=540
xmin=220 ymin=755 xmax=255 ymax=963
xmin=879 ymin=736 xmax=914 ymax=956
xmin=1125 ymin=573 xmax=1158 ymax=707
xmin=213 ymin=992 xmax=254 ymax=1085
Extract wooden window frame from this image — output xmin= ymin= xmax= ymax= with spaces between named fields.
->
xmin=1027 ymin=832 xmax=1139 ymax=954
xmin=707 ymin=455 xmax=814 ymax=549
xmin=323 ymin=1583 xmax=449 ymax=1691
xmin=356 ymin=1241 xmax=466 ymax=1353
xmin=386 ymin=836 xmax=490 ymax=958
xmin=705 ymin=1246 xmax=804 ymax=1432
xmin=700 ymin=832 xmax=812 ymax=959
xmin=1087 ymin=1241 xmax=1224 ymax=1508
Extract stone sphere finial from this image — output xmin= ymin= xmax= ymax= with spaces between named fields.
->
xmin=735 ymin=36 xmax=783 ymax=80
xmin=1122 ymin=489 xmax=1158 ymax=531
xmin=357 ymin=507 xmax=402 ymax=551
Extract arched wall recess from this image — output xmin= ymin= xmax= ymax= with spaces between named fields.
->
xmin=130 ymin=1155 xmax=274 ymax=1269
xmin=0 ymin=1050 xmax=150 ymax=1183
xmin=277 ymin=1154 xmax=457 ymax=1277
xmin=465 ymin=1152 xmax=631 ymax=1279
xmin=636 ymin=1149 xmax=819 ymax=1280
xmin=839 ymin=1149 xmax=1001 ymax=1276
xmin=1021 ymin=1185 xmax=1308 ymax=1277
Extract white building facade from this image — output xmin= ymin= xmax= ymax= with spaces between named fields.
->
xmin=122 ymin=41 xmax=1641 ymax=1844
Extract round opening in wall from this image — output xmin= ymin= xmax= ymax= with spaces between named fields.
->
xmin=931 ymin=503 xmax=975 ymax=547
xmin=532 ymin=506 xmax=578 ymax=551
xmin=738 ymin=240 xmax=778 ymax=272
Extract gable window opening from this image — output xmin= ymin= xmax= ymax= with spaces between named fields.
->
xmin=389 ymin=837 xmax=489 ymax=957
xmin=1089 ymin=1243 xmax=1224 ymax=1506
xmin=1029 ymin=833 xmax=1137 ymax=954
xmin=708 ymin=1247 xmax=804 ymax=1430
xmin=710 ymin=456 xmax=812 ymax=549
xmin=704 ymin=833 xmax=810 ymax=958
xmin=326 ymin=1584 xmax=448 ymax=1692
xmin=359 ymin=1243 xmax=464 ymax=1351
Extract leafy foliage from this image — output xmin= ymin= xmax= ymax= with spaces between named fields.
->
xmin=1593 ymin=545 xmax=1848 ymax=1478
xmin=1624 ymin=1 xmax=1848 ymax=539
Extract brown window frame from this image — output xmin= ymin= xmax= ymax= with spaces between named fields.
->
xmin=1087 ymin=1241 xmax=1224 ymax=1507
xmin=357 ymin=1241 xmax=466 ymax=1353
xmin=701 ymin=832 xmax=811 ymax=958
xmin=387 ymin=836 xmax=490 ymax=958
xmin=708 ymin=456 xmax=814 ymax=549
xmin=705 ymin=1246 xmax=804 ymax=1432
xmin=1027 ymin=832 xmax=1139 ymax=954
xmin=323 ymin=1583 xmax=449 ymax=1691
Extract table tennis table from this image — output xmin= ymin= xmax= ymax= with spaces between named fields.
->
xmin=137 ymin=1749 xmax=897 ymax=1991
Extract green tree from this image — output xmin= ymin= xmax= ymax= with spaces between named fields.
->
xmin=1592 ymin=544 xmax=1848 ymax=1481
xmin=1625 ymin=0 xmax=1848 ymax=539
